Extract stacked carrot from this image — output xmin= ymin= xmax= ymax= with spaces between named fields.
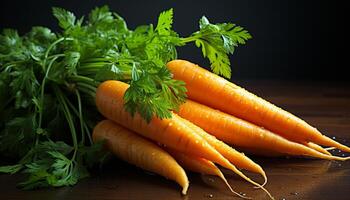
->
xmin=92 ymin=59 xmax=350 ymax=199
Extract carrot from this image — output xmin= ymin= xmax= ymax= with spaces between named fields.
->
xmin=324 ymin=147 xmax=336 ymax=151
xmin=305 ymin=142 xmax=332 ymax=156
xmin=178 ymin=115 xmax=268 ymax=187
xmin=167 ymin=59 xmax=350 ymax=153
xmin=166 ymin=148 xmax=251 ymax=199
xmin=176 ymin=100 xmax=350 ymax=161
xmin=95 ymin=80 xmax=274 ymax=199
xmin=92 ymin=120 xmax=189 ymax=194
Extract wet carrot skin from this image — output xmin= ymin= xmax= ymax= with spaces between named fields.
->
xmin=178 ymin=113 xmax=267 ymax=178
xmin=166 ymin=148 xmax=220 ymax=176
xmin=96 ymin=80 xmax=275 ymax=199
xmin=95 ymin=80 xmax=240 ymax=169
xmin=93 ymin=120 xmax=189 ymax=194
xmin=177 ymin=100 xmax=349 ymax=161
xmin=167 ymin=59 xmax=350 ymax=152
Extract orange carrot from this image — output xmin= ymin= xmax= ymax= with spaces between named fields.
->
xmin=178 ymin=115 xmax=267 ymax=186
xmin=92 ymin=120 xmax=189 ymax=194
xmin=236 ymin=142 xmax=333 ymax=157
xmin=166 ymin=148 xmax=250 ymax=199
xmin=304 ymin=142 xmax=332 ymax=156
xmin=176 ymin=100 xmax=349 ymax=161
xmin=95 ymin=80 xmax=273 ymax=199
xmin=167 ymin=59 xmax=350 ymax=153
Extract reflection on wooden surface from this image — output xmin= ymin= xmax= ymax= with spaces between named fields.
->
xmin=1 ymin=81 xmax=349 ymax=200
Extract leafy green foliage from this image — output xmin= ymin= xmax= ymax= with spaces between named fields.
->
xmin=52 ymin=7 xmax=76 ymax=30
xmin=155 ymin=8 xmax=173 ymax=36
xmin=124 ymin=66 xmax=187 ymax=122
xmin=0 ymin=5 xmax=250 ymax=189
xmin=184 ymin=16 xmax=251 ymax=78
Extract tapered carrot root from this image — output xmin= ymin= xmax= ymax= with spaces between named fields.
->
xmin=96 ymin=80 xmax=273 ymax=199
xmin=305 ymin=142 xmax=332 ymax=156
xmin=324 ymin=147 xmax=336 ymax=151
xmin=177 ymin=118 xmax=273 ymax=199
xmin=176 ymin=100 xmax=350 ymax=161
xmin=166 ymin=149 xmax=251 ymax=199
xmin=179 ymin=116 xmax=267 ymax=187
xmin=167 ymin=59 xmax=350 ymax=153
xmin=92 ymin=120 xmax=189 ymax=194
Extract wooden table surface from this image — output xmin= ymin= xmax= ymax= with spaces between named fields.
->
xmin=1 ymin=80 xmax=350 ymax=200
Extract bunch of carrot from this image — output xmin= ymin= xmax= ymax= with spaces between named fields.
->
xmin=92 ymin=59 xmax=350 ymax=199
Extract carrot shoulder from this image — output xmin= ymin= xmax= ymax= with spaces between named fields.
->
xmin=167 ymin=59 xmax=350 ymax=153
xmin=176 ymin=100 xmax=349 ymax=161
xmin=92 ymin=120 xmax=189 ymax=194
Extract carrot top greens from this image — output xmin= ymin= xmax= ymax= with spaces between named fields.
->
xmin=0 ymin=6 xmax=250 ymax=189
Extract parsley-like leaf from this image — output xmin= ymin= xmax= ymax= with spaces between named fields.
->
xmin=183 ymin=16 xmax=252 ymax=78
xmin=52 ymin=7 xmax=76 ymax=30
xmin=155 ymin=8 xmax=173 ymax=36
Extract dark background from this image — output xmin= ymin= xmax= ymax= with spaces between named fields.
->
xmin=0 ymin=0 xmax=347 ymax=80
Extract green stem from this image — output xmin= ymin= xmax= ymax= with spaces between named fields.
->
xmin=77 ymin=85 xmax=96 ymax=99
xmin=54 ymin=86 xmax=78 ymax=160
xmin=77 ymin=82 xmax=96 ymax=93
xmin=75 ymin=90 xmax=85 ymax=144
xmin=38 ymin=56 xmax=61 ymax=128
xmin=70 ymin=75 xmax=98 ymax=87
xmin=84 ymin=123 xmax=93 ymax=145
xmin=82 ymin=57 xmax=113 ymax=63
xmin=63 ymin=91 xmax=93 ymax=145
xmin=180 ymin=35 xmax=199 ymax=43
xmin=79 ymin=63 xmax=108 ymax=69
xmin=43 ymin=37 xmax=73 ymax=71
xmin=47 ymin=53 xmax=65 ymax=59
xmin=36 ymin=55 xmax=63 ymax=146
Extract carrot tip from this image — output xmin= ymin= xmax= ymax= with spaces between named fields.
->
xmin=320 ymin=135 xmax=350 ymax=153
xmin=328 ymin=155 xmax=350 ymax=161
xmin=253 ymin=171 xmax=268 ymax=188
xmin=227 ymin=165 xmax=274 ymax=200
xmin=181 ymin=184 xmax=189 ymax=195
xmin=216 ymin=168 xmax=251 ymax=199
xmin=324 ymin=147 xmax=336 ymax=151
